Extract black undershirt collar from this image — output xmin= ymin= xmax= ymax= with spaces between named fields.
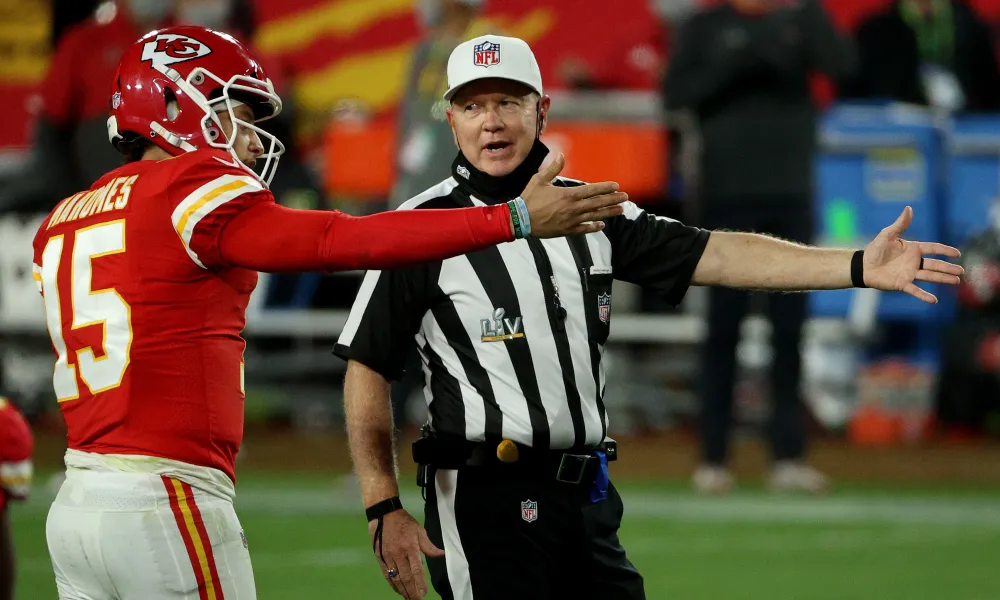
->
xmin=450 ymin=139 xmax=550 ymax=204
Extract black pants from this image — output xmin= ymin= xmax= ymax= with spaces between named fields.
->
xmin=699 ymin=198 xmax=813 ymax=465
xmin=424 ymin=467 xmax=644 ymax=600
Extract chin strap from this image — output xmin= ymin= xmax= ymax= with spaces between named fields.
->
xmin=150 ymin=122 xmax=198 ymax=153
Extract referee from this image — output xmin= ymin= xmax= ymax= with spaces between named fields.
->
xmin=335 ymin=35 xmax=963 ymax=600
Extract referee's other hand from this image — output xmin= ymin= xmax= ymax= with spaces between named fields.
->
xmin=370 ymin=509 xmax=444 ymax=599
xmin=523 ymin=152 xmax=626 ymax=237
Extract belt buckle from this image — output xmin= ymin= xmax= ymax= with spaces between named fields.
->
xmin=555 ymin=453 xmax=591 ymax=484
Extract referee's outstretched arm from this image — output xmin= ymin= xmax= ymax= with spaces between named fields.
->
xmin=344 ymin=360 xmax=441 ymax=600
xmin=691 ymin=207 xmax=963 ymax=304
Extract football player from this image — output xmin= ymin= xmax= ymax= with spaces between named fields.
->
xmin=0 ymin=397 xmax=33 ymax=600
xmin=33 ymin=26 xmax=624 ymax=599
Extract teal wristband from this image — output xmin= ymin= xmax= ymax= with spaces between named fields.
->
xmin=508 ymin=200 xmax=524 ymax=238
xmin=513 ymin=197 xmax=531 ymax=237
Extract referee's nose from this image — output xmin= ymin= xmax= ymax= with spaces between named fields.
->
xmin=483 ymin=108 xmax=504 ymax=132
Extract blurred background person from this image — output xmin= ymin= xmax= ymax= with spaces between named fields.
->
xmin=936 ymin=203 xmax=1000 ymax=439
xmin=0 ymin=396 xmax=34 ymax=600
xmin=0 ymin=0 xmax=174 ymax=215
xmin=391 ymin=0 xmax=488 ymax=209
xmin=387 ymin=0 xmax=489 ymax=431
xmin=844 ymin=0 xmax=1000 ymax=112
xmin=665 ymin=0 xmax=856 ymax=494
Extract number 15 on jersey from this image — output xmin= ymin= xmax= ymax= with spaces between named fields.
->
xmin=35 ymin=220 xmax=133 ymax=402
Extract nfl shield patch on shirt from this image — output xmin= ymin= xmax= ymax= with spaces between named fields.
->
xmin=598 ymin=292 xmax=611 ymax=324
xmin=521 ymin=499 xmax=538 ymax=523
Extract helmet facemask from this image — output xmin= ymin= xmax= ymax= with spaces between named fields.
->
xmin=153 ymin=63 xmax=286 ymax=187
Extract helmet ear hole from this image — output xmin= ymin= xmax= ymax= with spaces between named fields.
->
xmin=165 ymin=88 xmax=180 ymax=121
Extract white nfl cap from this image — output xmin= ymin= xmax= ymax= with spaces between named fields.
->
xmin=444 ymin=35 xmax=543 ymax=101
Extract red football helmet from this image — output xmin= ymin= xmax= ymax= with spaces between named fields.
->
xmin=107 ymin=26 xmax=285 ymax=185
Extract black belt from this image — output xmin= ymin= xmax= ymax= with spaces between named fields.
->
xmin=413 ymin=434 xmax=617 ymax=486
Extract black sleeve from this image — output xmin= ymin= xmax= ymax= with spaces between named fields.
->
xmin=664 ymin=12 xmax=755 ymax=111
xmin=605 ymin=202 xmax=710 ymax=307
xmin=333 ymin=263 xmax=437 ymax=381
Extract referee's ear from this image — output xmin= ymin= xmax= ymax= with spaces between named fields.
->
xmin=446 ymin=105 xmax=461 ymax=149
xmin=536 ymin=95 xmax=551 ymax=138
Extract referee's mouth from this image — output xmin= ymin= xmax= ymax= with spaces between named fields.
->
xmin=483 ymin=140 xmax=515 ymax=160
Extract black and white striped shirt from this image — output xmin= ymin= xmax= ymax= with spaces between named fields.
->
xmin=334 ymin=142 xmax=709 ymax=450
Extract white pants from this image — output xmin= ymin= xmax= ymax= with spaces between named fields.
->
xmin=46 ymin=468 xmax=256 ymax=600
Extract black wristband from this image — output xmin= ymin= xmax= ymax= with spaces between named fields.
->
xmin=851 ymin=250 xmax=867 ymax=288
xmin=366 ymin=496 xmax=403 ymax=522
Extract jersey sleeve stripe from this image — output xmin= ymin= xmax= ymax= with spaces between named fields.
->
xmin=337 ymin=269 xmax=384 ymax=348
xmin=171 ymin=174 xmax=263 ymax=268
xmin=620 ymin=200 xmax=677 ymax=224
xmin=32 ymin=263 xmax=42 ymax=291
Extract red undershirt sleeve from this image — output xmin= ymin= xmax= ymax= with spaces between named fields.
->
xmin=217 ymin=201 xmax=514 ymax=272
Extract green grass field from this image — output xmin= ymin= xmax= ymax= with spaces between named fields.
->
xmin=12 ymin=472 xmax=1000 ymax=600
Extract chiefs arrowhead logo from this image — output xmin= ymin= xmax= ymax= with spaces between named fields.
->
xmin=141 ymin=34 xmax=212 ymax=67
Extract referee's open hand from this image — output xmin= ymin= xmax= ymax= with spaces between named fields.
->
xmin=369 ymin=509 xmax=444 ymax=599
xmin=862 ymin=206 xmax=964 ymax=304
xmin=522 ymin=152 xmax=627 ymax=237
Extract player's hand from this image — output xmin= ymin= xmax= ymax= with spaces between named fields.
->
xmin=862 ymin=206 xmax=964 ymax=303
xmin=521 ymin=153 xmax=626 ymax=238
xmin=369 ymin=509 xmax=444 ymax=599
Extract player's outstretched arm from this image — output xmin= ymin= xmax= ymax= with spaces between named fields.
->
xmin=218 ymin=201 xmax=513 ymax=272
xmin=216 ymin=154 xmax=625 ymax=273
xmin=344 ymin=360 xmax=442 ymax=600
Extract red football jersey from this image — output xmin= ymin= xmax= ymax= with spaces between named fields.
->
xmin=0 ymin=398 xmax=33 ymax=512
xmin=32 ymin=149 xmax=271 ymax=481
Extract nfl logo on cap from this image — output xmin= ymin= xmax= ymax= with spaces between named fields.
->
xmin=444 ymin=35 xmax=543 ymax=101
xmin=473 ymin=40 xmax=501 ymax=68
